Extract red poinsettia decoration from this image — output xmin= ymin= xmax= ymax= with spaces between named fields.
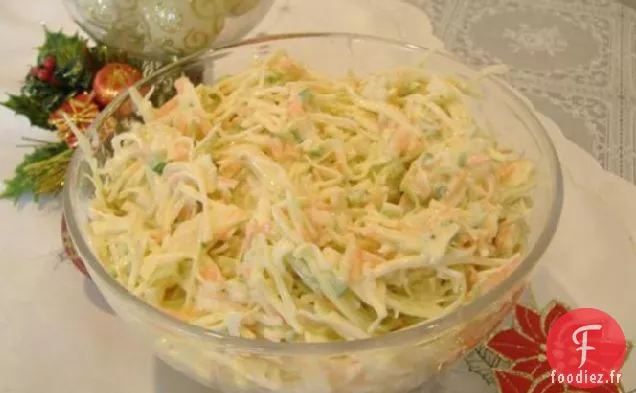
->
xmin=486 ymin=303 xmax=623 ymax=393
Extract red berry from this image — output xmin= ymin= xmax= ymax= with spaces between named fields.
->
xmin=30 ymin=67 xmax=38 ymax=77
xmin=37 ymin=68 xmax=52 ymax=82
xmin=42 ymin=56 xmax=56 ymax=71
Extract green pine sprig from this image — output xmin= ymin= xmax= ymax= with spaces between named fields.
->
xmin=1 ymin=141 xmax=72 ymax=202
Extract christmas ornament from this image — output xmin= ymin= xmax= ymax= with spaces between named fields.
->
xmin=71 ymin=0 xmax=152 ymax=56
xmin=3 ymin=30 xmax=93 ymax=132
xmin=143 ymin=0 xmax=227 ymax=56
xmin=64 ymin=0 xmax=272 ymax=59
xmin=49 ymin=93 xmax=101 ymax=148
xmin=93 ymin=63 xmax=143 ymax=106
xmin=1 ymin=28 xmax=150 ymax=201
xmin=74 ymin=0 xmax=120 ymax=28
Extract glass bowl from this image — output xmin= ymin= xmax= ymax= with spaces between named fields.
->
xmin=63 ymin=0 xmax=273 ymax=59
xmin=62 ymin=33 xmax=563 ymax=393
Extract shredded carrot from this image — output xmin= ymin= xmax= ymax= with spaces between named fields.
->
xmin=156 ymin=96 xmax=178 ymax=118
xmin=389 ymin=128 xmax=412 ymax=154
xmin=444 ymin=171 xmax=468 ymax=206
xmin=150 ymin=230 xmax=167 ymax=243
xmin=282 ymin=141 xmax=300 ymax=159
xmin=169 ymin=141 xmax=191 ymax=162
xmin=288 ymin=99 xmax=304 ymax=117
xmin=269 ymin=138 xmax=285 ymax=159
xmin=219 ymin=161 xmax=242 ymax=178
xmin=468 ymin=155 xmax=490 ymax=166
xmin=201 ymin=264 xmax=222 ymax=281
xmin=349 ymin=247 xmax=363 ymax=281
xmin=498 ymin=162 xmax=516 ymax=180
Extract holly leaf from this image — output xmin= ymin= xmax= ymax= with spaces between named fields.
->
xmin=1 ymin=94 xmax=54 ymax=130
xmin=38 ymin=28 xmax=95 ymax=92
xmin=37 ymin=28 xmax=88 ymax=70
xmin=21 ymin=79 xmax=72 ymax=114
xmin=1 ymin=141 xmax=71 ymax=201
xmin=55 ymin=57 xmax=94 ymax=92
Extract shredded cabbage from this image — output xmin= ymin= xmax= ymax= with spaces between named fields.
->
xmin=82 ymin=50 xmax=536 ymax=392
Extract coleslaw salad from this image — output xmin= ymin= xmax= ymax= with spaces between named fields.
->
xmin=71 ymin=49 xmax=537 ymax=392
xmin=79 ymin=50 xmax=535 ymax=343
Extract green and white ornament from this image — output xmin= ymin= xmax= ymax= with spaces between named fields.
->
xmin=69 ymin=0 xmax=265 ymax=58
xmin=143 ymin=0 xmax=227 ymax=56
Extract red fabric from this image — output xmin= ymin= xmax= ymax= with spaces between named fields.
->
xmin=487 ymin=304 xmax=621 ymax=393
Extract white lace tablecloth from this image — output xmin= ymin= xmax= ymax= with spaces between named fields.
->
xmin=409 ymin=0 xmax=636 ymax=184
xmin=0 ymin=1 xmax=634 ymax=393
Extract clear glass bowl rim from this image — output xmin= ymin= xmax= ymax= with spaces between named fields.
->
xmin=63 ymin=32 xmax=564 ymax=355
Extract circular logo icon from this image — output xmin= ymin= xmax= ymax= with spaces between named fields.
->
xmin=546 ymin=308 xmax=627 ymax=388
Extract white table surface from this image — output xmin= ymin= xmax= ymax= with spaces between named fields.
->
xmin=0 ymin=1 xmax=634 ymax=393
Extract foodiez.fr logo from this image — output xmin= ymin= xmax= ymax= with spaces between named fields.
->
xmin=546 ymin=308 xmax=627 ymax=388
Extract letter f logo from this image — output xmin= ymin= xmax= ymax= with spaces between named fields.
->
xmin=572 ymin=324 xmax=603 ymax=368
